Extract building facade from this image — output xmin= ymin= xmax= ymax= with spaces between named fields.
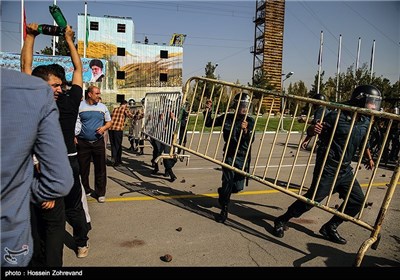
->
xmin=77 ymin=14 xmax=184 ymax=104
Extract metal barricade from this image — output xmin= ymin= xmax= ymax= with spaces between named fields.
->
xmin=142 ymin=91 xmax=190 ymax=163
xmin=169 ymin=76 xmax=399 ymax=266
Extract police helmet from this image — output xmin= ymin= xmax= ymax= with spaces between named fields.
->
xmin=141 ymin=97 xmax=145 ymax=105
xmin=312 ymin=93 xmax=326 ymax=101
xmin=128 ymin=99 xmax=135 ymax=107
xmin=349 ymin=85 xmax=382 ymax=111
xmin=233 ymin=93 xmax=251 ymax=110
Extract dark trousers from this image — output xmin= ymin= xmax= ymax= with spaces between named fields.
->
xmin=151 ymin=138 xmax=162 ymax=163
xmin=77 ymin=138 xmax=107 ymax=197
xmin=163 ymin=144 xmax=177 ymax=171
xmin=65 ymin=156 xmax=90 ymax=247
xmin=109 ymin=130 xmax=123 ymax=163
xmin=219 ymin=155 xmax=246 ymax=206
xmin=177 ymin=126 xmax=187 ymax=154
xmin=29 ymin=198 xmax=65 ymax=267
xmin=136 ymin=138 xmax=144 ymax=152
xmin=285 ymin=163 xmax=364 ymax=224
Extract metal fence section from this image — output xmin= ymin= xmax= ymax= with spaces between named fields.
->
xmin=142 ymin=91 xmax=190 ymax=163
xmin=171 ymin=76 xmax=399 ymax=267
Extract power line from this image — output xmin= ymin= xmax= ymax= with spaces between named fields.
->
xmin=93 ymin=1 xmax=253 ymax=19
xmin=185 ymin=47 xmax=250 ymax=77
xmin=344 ymin=2 xmax=399 ymax=47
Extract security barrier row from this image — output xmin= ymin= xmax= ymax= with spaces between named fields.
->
xmin=142 ymin=77 xmax=399 ymax=266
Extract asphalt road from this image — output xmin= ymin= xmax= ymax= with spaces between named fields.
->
xmin=62 ymin=133 xmax=399 ymax=272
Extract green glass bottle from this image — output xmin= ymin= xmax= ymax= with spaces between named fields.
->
xmin=49 ymin=4 xmax=67 ymax=28
xmin=38 ymin=24 xmax=65 ymax=36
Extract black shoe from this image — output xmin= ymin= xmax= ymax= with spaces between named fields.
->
xmin=215 ymin=205 xmax=228 ymax=223
xmin=169 ymin=177 xmax=177 ymax=183
xmin=319 ymin=223 xmax=347 ymax=244
xmin=113 ymin=162 xmax=121 ymax=167
xmin=85 ymin=188 xmax=94 ymax=197
xmin=272 ymin=218 xmax=287 ymax=238
xmin=151 ymin=165 xmax=159 ymax=175
xmin=168 ymin=169 xmax=177 ymax=182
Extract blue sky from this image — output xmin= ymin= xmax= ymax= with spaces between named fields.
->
xmin=1 ymin=0 xmax=399 ymax=90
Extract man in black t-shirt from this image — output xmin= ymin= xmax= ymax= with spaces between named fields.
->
xmin=22 ymin=23 xmax=90 ymax=265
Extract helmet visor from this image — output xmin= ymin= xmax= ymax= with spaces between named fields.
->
xmin=235 ymin=100 xmax=252 ymax=115
xmin=365 ymin=94 xmax=382 ymax=111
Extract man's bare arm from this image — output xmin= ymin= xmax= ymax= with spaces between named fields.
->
xmin=65 ymin=25 xmax=83 ymax=87
xmin=21 ymin=23 xmax=39 ymax=74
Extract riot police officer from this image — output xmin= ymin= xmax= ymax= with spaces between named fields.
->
xmin=301 ymin=93 xmax=330 ymax=150
xmin=203 ymin=93 xmax=255 ymax=223
xmin=272 ymin=85 xmax=381 ymax=244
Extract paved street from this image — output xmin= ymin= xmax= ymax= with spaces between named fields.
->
xmin=63 ymin=133 xmax=400 ymax=270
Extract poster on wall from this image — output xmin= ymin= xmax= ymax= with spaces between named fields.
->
xmin=0 ymin=52 xmax=106 ymax=83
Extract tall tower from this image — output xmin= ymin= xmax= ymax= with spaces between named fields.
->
xmin=251 ymin=0 xmax=285 ymax=112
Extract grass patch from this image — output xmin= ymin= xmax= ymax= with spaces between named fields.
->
xmin=186 ymin=113 xmax=306 ymax=132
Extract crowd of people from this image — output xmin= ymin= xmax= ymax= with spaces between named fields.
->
xmin=1 ymin=23 xmax=158 ymax=268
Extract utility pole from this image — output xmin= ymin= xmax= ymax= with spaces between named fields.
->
xmin=280 ymin=71 xmax=294 ymax=132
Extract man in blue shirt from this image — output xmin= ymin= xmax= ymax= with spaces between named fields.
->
xmin=77 ymin=86 xmax=112 ymax=203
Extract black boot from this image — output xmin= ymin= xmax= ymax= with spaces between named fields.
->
xmin=129 ymin=138 xmax=135 ymax=152
xmin=215 ymin=204 xmax=228 ymax=223
xmin=137 ymin=148 xmax=144 ymax=156
xmin=133 ymin=139 xmax=139 ymax=152
xmin=128 ymin=137 xmax=133 ymax=150
xmin=319 ymin=222 xmax=347 ymax=244
xmin=151 ymin=163 xmax=159 ymax=174
xmin=272 ymin=216 xmax=289 ymax=238
xmin=165 ymin=169 xmax=177 ymax=182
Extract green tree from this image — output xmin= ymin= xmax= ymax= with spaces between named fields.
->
xmin=40 ymin=33 xmax=77 ymax=56
xmin=204 ymin=62 xmax=218 ymax=79
xmin=250 ymin=69 xmax=276 ymax=114
xmin=288 ymin=80 xmax=308 ymax=115
xmin=309 ymin=71 xmax=325 ymax=96
xmin=193 ymin=62 xmax=221 ymax=112
xmin=250 ymin=69 xmax=274 ymax=90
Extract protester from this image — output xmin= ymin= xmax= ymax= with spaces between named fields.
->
xmin=1 ymin=68 xmax=73 ymax=267
xmin=21 ymin=22 xmax=91 ymax=264
xmin=109 ymin=100 xmax=133 ymax=166
xmin=77 ymin=86 xmax=112 ymax=203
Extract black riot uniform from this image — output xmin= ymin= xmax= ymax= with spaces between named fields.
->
xmin=301 ymin=93 xmax=331 ymax=149
xmin=203 ymin=93 xmax=255 ymax=223
xmin=273 ymin=85 xmax=382 ymax=245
